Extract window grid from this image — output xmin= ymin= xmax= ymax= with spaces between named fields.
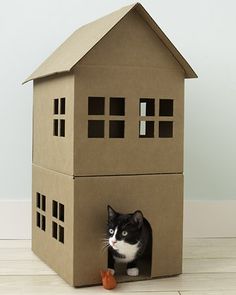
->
xmin=52 ymin=200 xmax=65 ymax=244
xmin=88 ymin=97 xmax=125 ymax=138
xmin=53 ymin=98 xmax=66 ymax=137
xmin=36 ymin=193 xmax=46 ymax=232
xmin=139 ymin=98 xmax=174 ymax=138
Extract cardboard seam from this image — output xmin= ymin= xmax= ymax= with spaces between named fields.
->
xmin=73 ymin=172 xmax=183 ymax=178
xmin=76 ymin=64 xmax=185 ymax=72
xmin=32 ymin=163 xmax=183 ymax=178
xmin=32 ymin=163 xmax=73 ymax=178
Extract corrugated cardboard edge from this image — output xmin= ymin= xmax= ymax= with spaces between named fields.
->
xmin=23 ymin=2 xmax=197 ymax=84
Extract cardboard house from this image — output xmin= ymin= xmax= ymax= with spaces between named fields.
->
xmin=24 ymin=2 xmax=197 ymax=287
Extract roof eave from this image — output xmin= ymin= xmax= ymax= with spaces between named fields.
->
xmin=134 ymin=3 xmax=197 ymax=79
xmin=23 ymin=2 xmax=197 ymax=84
xmin=22 ymin=70 xmax=70 ymax=85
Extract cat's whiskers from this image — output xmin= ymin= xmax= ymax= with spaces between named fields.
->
xmin=101 ymin=243 xmax=110 ymax=253
xmin=101 ymin=237 xmax=110 ymax=251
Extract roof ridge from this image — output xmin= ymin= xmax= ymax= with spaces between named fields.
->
xmin=23 ymin=3 xmax=196 ymax=84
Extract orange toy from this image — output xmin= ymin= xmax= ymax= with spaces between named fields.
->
xmin=101 ymin=270 xmax=117 ymax=290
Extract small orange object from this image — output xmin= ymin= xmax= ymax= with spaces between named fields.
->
xmin=101 ymin=270 xmax=117 ymax=290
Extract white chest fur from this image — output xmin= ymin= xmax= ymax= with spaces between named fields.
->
xmin=114 ymin=241 xmax=140 ymax=263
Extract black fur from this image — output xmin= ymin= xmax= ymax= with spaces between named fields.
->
xmin=107 ymin=205 xmax=151 ymax=273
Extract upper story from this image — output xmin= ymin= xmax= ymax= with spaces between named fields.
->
xmin=24 ymin=3 xmax=197 ymax=177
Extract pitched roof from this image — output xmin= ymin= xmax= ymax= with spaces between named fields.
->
xmin=23 ymin=3 xmax=197 ymax=84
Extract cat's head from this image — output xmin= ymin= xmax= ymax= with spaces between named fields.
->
xmin=107 ymin=205 xmax=143 ymax=251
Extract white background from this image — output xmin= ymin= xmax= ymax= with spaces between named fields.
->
xmin=0 ymin=0 xmax=235 ymax=201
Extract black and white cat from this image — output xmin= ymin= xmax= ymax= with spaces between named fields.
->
xmin=106 ymin=205 xmax=151 ymax=277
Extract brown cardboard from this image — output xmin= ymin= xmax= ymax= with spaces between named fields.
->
xmin=32 ymin=165 xmax=74 ymax=285
xmin=23 ymin=3 xmax=197 ymax=84
xmin=33 ymin=74 xmax=75 ymax=175
xmin=33 ymin=164 xmax=183 ymax=287
xmin=25 ymin=2 xmax=197 ymax=288
xmin=73 ymin=173 xmax=183 ymax=286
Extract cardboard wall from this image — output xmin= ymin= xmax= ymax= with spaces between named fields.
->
xmin=74 ymin=66 xmax=184 ymax=176
xmin=33 ymin=74 xmax=75 ymax=175
xmin=32 ymin=165 xmax=74 ymax=285
xmin=73 ymin=174 xmax=183 ymax=286
xmin=79 ymin=10 xmax=183 ymax=71
xmin=73 ymin=9 xmax=184 ymax=176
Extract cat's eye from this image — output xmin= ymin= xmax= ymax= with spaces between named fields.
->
xmin=122 ymin=230 xmax=128 ymax=236
xmin=109 ymin=229 xmax=114 ymax=235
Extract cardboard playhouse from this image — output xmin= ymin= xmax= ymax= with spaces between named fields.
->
xmin=24 ymin=2 xmax=197 ymax=287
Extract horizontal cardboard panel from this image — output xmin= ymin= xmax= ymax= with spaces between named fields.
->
xmin=74 ymin=173 xmax=183 ymax=286
xmin=74 ymin=66 xmax=184 ymax=176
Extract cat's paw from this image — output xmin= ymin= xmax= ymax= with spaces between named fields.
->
xmin=108 ymin=268 xmax=115 ymax=275
xmin=127 ymin=267 xmax=139 ymax=276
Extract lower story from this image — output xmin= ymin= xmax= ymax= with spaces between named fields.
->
xmin=32 ymin=164 xmax=183 ymax=287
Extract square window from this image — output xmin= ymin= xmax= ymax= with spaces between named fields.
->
xmin=88 ymin=120 xmax=104 ymax=138
xmin=60 ymin=98 xmax=66 ymax=114
xmin=52 ymin=200 xmax=58 ymax=218
xmin=53 ymin=119 xmax=58 ymax=136
xmin=54 ymin=99 xmax=59 ymax=114
xmin=88 ymin=97 xmax=105 ymax=115
xmin=41 ymin=215 xmax=46 ymax=231
xmin=159 ymin=121 xmax=173 ymax=138
xmin=59 ymin=226 xmax=64 ymax=244
xmin=60 ymin=119 xmax=65 ymax=137
xmin=140 ymin=99 xmax=155 ymax=116
xmin=36 ymin=192 xmax=40 ymax=209
xmin=159 ymin=99 xmax=173 ymax=116
xmin=59 ymin=203 xmax=64 ymax=222
xmin=52 ymin=222 xmax=57 ymax=239
xmin=139 ymin=121 xmax=154 ymax=138
xmin=36 ymin=212 xmax=40 ymax=228
xmin=109 ymin=120 xmax=124 ymax=138
xmin=110 ymin=97 xmax=125 ymax=116
xmin=41 ymin=195 xmax=46 ymax=211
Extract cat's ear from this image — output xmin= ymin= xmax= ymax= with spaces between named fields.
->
xmin=107 ymin=205 xmax=117 ymax=220
xmin=131 ymin=210 xmax=143 ymax=228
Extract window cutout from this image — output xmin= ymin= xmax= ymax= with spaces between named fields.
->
xmin=159 ymin=121 xmax=173 ymax=138
xmin=52 ymin=200 xmax=58 ymax=218
xmin=159 ymin=99 xmax=173 ymax=116
xmin=60 ymin=98 xmax=66 ymax=114
xmin=110 ymin=97 xmax=125 ymax=116
xmin=140 ymin=99 xmax=155 ymax=116
xmin=60 ymin=119 xmax=65 ymax=137
xmin=54 ymin=99 xmax=59 ymax=114
xmin=88 ymin=120 xmax=104 ymax=138
xmin=109 ymin=120 xmax=124 ymax=138
xmin=41 ymin=215 xmax=46 ymax=231
xmin=41 ymin=195 xmax=46 ymax=211
xmin=53 ymin=119 xmax=58 ymax=136
xmin=52 ymin=221 xmax=57 ymax=239
xmin=88 ymin=97 xmax=105 ymax=115
xmin=36 ymin=192 xmax=40 ymax=209
xmin=59 ymin=203 xmax=64 ymax=222
xmin=139 ymin=121 xmax=154 ymax=138
xmin=36 ymin=212 xmax=40 ymax=228
xmin=59 ymin=226 xmax=64 ymax=244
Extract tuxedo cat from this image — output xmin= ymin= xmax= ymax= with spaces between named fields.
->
xmin=106 ymin=206 xmax=151 ymax=276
